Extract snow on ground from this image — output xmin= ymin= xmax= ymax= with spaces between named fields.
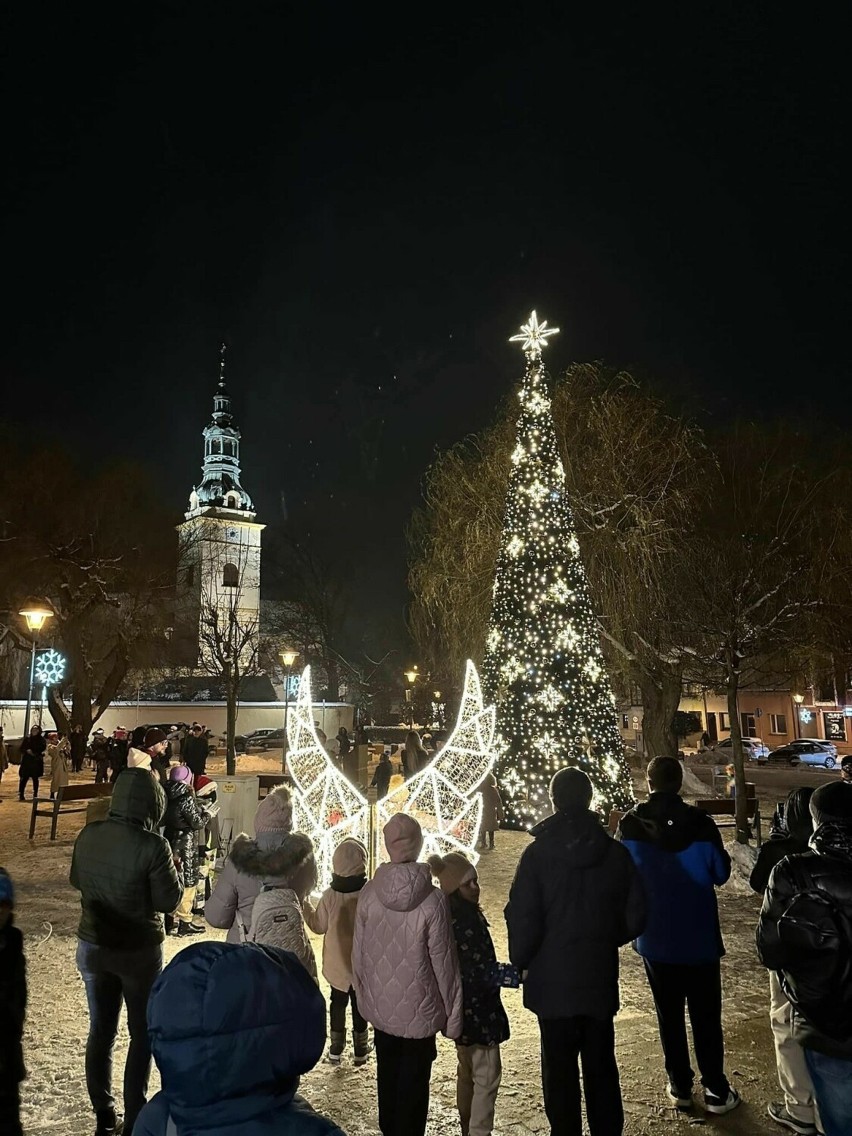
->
xmin=1 ymin=761 xmax=787 ymax=1135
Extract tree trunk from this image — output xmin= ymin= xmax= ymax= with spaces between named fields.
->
xmin=225 ymin=678 xmax=238 ymax=777
xmin=726 ymin=660 xmax=750 ymax=843
xmin=638 ymin=667 xmax=682 ymax=758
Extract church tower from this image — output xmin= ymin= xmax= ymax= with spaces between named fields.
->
xmin=177 ymin=346 xmax=264 ymax=666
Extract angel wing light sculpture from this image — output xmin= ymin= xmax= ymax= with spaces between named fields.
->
xmin=285 ymin=667 xmax=370 ymax=891
xmin=377 ymin=660 xmax=496 ymax=864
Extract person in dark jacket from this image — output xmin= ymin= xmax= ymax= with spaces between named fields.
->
xmin=108 ymin=729 xmax=129 ymax=783
xmin=91 ymin=729 xmax=110 ymax=783
xmin=337 ymin=727 xmax=352 ymax=757
xmin=370 ymin=752 xmax=392 ymax=800
xmin=69 ymin=723 xmax=87 ymax=773
xmin=506 ymin=767 xmax=645 ymax=1136
xmin=617 ymin=755 xmax=739 ymax=1116
xmin=134 ymin=942 xmax=346 ymax=1136
xmin=0 ymin=868 xmax=26 ymax=1136
xmin=431 ymin=852 xmax=509 ymax=1136
xmin=163 ymin=765 xmax=206 ymax=936
xmin=757 ymin=781 xmax=852 ymax=1136
xmin=18 ymin=724 xmax=46 ymax=800
xmin=750 ymin=789 xmax=819 ymax=1136
xmin=204 ymin=785 xmax=294 ymax=941
xmin=70 ymin=768 xmax=182 ymax=1136
xmin=181 ymin=723 xmax=209 ymax=776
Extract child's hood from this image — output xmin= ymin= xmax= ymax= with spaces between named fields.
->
xmin=372 ymin=861 xmax=435 ymax=912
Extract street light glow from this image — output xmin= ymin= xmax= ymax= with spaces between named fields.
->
xmin=19 ymin=601 xmax=53 ymax=633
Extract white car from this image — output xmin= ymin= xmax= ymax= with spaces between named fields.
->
xmin=713 ymin=737 xmax=770 ymax=762
xmin=791 ymin=738 xmax=838 ymax=759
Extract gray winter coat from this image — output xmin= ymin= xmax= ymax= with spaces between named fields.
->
xmin=204 ymin=833 xmax=307 ymax=944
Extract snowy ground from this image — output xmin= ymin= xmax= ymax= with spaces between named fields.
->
xmin=0 ymin=761 xmax=790 ymax=1135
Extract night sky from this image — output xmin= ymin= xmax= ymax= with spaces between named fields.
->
xmin=3 ymin=7 xmax=847 ymax=653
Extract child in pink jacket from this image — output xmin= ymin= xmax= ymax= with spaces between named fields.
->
xmin=352 ymin=814 xmax=463 ymax=1136
xmin=304 ymin=838 xmax=370 ymax=1065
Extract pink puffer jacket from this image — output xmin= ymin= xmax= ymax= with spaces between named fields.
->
xmin=352 ymin=862 xmax=463 ymax=1040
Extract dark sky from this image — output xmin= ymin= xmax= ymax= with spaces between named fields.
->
xmin=2 ymin=7 xmax=847 ymax=652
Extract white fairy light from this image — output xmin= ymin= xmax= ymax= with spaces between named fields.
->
xmin=507 ymin=535 xmax=524 ymax=558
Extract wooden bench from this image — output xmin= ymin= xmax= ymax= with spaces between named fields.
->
xmin=29 ymin=783 xmax=113 ymax=840
xmin=696 ymin=783 xmax=762 ymax=845
xmin=257 ymin=773 xmax=290 ymax=799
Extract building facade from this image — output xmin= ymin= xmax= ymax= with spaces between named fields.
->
xmin=176 ymin=349 xmax=264 ymax=667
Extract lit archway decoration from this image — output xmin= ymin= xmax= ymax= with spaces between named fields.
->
xmin=286 ymin=661 xmax=497 ymax=887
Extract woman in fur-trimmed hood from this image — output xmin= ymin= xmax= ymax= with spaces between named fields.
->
xmin=204 ymin=785 xmax=298 ymax=942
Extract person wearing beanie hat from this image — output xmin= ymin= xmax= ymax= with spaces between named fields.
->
xmin=0 ymin=866 xmax=26 ymax=1136
xmin=304 ymin=839 xmax=371 ymax=1066
xmin=127 ymin=750 xmax=153 ymax=771
xmin=205 ymin=785 xmax=295 ymax=944
xmin=162 ymin=761 xmax=207 ymax=937
xmin=429 ymin=852 xmax=509 ymax=1136
xmin=616 ymin=756 xmax=738 ymax=1116
xmin=507 ymin=766 xmax=646 ymax=1135
xmin=758 ymin=780 xmax=852 ymax=1136
xmin=352 ymin=815 xmax=462 ymax=1136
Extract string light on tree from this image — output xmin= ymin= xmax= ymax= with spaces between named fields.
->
xmin=483 ymin=311 xmax=634 ymax=826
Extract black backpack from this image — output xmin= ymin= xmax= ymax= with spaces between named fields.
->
xmin=777 ymin=880 xmax=852 ymax=1041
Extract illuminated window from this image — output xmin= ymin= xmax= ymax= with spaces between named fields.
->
xmin=222 ymin=563 xmax=239 ymax=588
xmin=769 ymin=713 xmax=787 ymax=735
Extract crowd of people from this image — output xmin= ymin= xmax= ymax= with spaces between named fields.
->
xmin=1 ymin=744 xmax=851 ymax=1136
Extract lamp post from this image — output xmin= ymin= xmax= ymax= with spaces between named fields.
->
xmin=404 ymin=667 xmax=418 ymax=729
xmin=19 ymin=601 xmax=53 ymax=740
xmin=280 ymin=649 xmax=299 ymax=772
xmin=792 ymin=691 xmax=805 ymax=736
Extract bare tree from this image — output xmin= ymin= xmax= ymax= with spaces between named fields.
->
xmin=682 ymin=425 xmax=843 ymax=841
xmin=195 ymin=555 xmax=261 ymax=776
xmin=0 ymin=451 xmax=178 ymax=735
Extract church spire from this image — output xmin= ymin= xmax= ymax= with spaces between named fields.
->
xmin=185 ymin=344 xmax=255 ymax=518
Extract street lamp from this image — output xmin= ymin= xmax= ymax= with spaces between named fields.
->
xmin=404 ymin=667 xmax=419 ymax=728
xmin=280 ymin=649 xmax=299 ymax=771
xmin=19 ymin=600 xmax=53 ymax=740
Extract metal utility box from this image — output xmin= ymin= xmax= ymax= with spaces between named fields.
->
xmin=215 ymin=774 xmax=260 ymax=856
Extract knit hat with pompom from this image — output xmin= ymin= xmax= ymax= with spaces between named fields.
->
xmin=254 ymin=785 xmax=293 ymax=833
xmin=428 ymin=851 xmax=476 ymax=894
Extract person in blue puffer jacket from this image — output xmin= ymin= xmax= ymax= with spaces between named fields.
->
xmin=616 ymin=756 xmax=740 ymax=1118
xmin=134 ymin=942 xmax=347 ymax=1136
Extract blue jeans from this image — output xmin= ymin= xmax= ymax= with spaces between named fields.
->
xmin=76 ymin=941 xmax=163 ymax=1135
xmin=804 ymin=1048 xmax=852 ymax=1136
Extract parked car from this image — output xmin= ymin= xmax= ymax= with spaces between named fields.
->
xmin=765 ymin=741 xmax=829 ymax=767
xmin=253 ymin=728 xmax=287 ymax=750
xmin=243 ymin=728 xmax=277 ymax=748
xmin=791 ymin=737 xmax=838 ymax=759
xmin=713 ymin=736 xmax=770 ymax=763
xmin=784 ymin=740 xmax=839 ymax=769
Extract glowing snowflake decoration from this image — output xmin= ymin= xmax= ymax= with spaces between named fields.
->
xmin=526 ymin=480 xmax=548 ymax=505
xmin=567 ymin=535 xmax=580 ymax=557
xmin=584 ymin=657 xmax=602 ymax=683
xmin=509 ymin=310 xmax=560 ymax=355
xmin=378 ymin=661 xmax=496 ymax=864
xmin=486 ymin=628 xmax=501 ymax=652
xmin=511 ymin=444 xmax=526 ymax=465
xmin=548 ymin=578 xmax=571 ymax=604
xmin=501 ymin=768 xmax=525 ymax=797
xmin=556 ymin=625 xmax=580 ymax=651
xmin=507 ymin=534 xmax=524 ymax=559
xmin=501 ymin=655 xmax=525 ymax=683
xmin=34 ymin=649 xmax=66 ymax=686
xmin=525 ymin=390 xmax=549 ymax=415
xmin=537 ymin=685 xmax=564 ymax=712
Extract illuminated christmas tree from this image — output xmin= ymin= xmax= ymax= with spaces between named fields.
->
xmin=483 ymin=312 xmax=634 ymax=826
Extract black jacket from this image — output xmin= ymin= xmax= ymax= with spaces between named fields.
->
xmin=19 ymin=734 xmax=46 ymax=778
xmin=750 ymin=787 xmax=815 ymax=894
xmin=505 ymin=809 xmax=646 ymax=1019
xmin=70 ymin=768 xmax=182 ymax=947
xmin=371 ymin=759 xmax=392 ymax=798
xmin=0 ymin=918 xmax=26 ymax=1087
xmin=182 ymin=734 xmax=210 ymax=775
xmin=450 ymin=895 xmax=510 ymax=1046
xmin=757 ymin=820 xmax=852 ymax=1058
xmin=163 ymin=782 xmax=206 ymax=889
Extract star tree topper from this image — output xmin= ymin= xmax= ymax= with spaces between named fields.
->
xmin=509 ymin=310 xmax=560 ymax=356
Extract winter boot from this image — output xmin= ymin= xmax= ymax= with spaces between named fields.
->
xmin=327 ymin=1030 xmax=346 ymax=1065
xmin=177 ymin=921 xmax=205 ymax=936
xmin=353 ymin=1029 xmax=372 ymax=1066
xmin=94 ymin=1106 xmax=118 ymax=1135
